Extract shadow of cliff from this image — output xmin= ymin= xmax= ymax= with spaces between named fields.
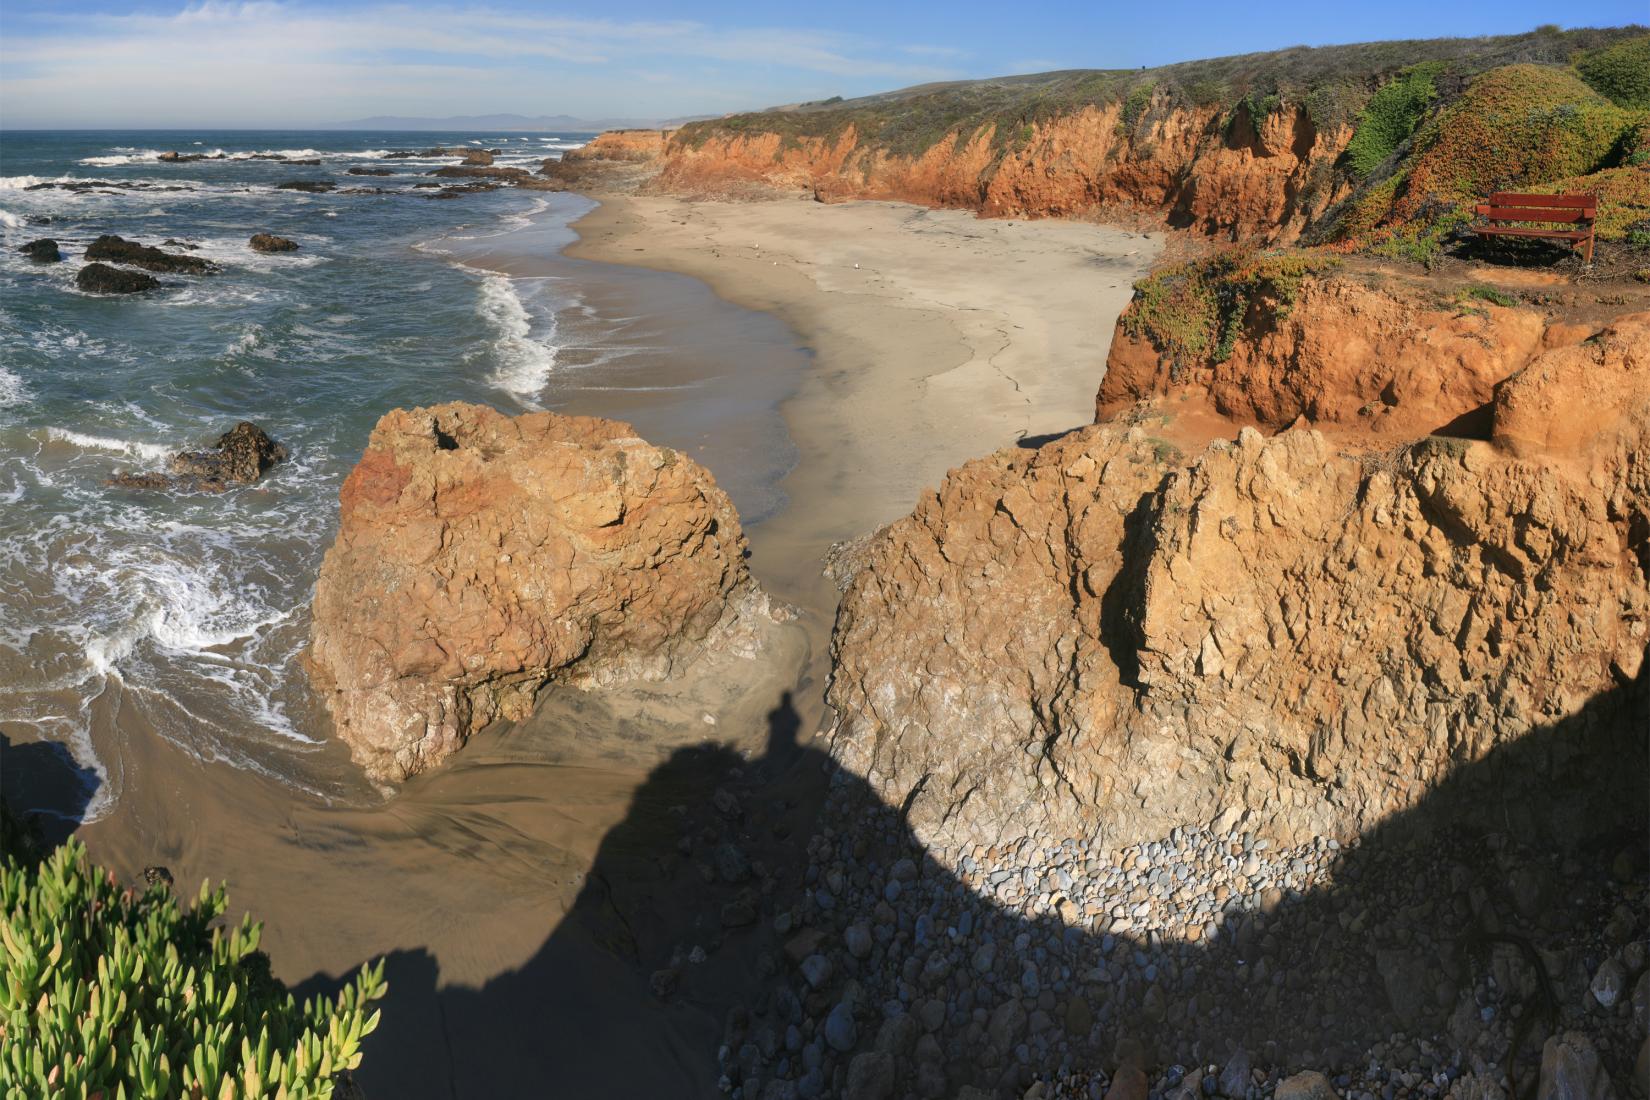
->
xmin=1 ymin=730 xmax=103 ymax=847
xmin=302 ymin=662 xmax=1647 ymax=1099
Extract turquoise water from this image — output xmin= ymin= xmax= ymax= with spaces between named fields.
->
xmin=0 ymin=130 xmax=613 ymax=809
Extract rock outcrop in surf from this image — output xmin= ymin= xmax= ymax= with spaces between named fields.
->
xmin=84 ymin=234 xmax=215 ymax=275
xmin=108 ymin=421 xmax=289 ymax=492
xmin=307 ymin=403 xmax=774 ymax=783
xmin=826 ymin=312 xmax=1650 ymax=851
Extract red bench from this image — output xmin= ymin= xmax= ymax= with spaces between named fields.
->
xmin=1471 ymin=192 xmax=1596 ymax=264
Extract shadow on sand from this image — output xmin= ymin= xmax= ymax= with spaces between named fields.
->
xmin=1 ymin=730 xmax=103 ymax=846
xmin=297 ymin=657 xmax=1648 ymax=1099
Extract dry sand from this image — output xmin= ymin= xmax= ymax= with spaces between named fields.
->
xmin=567 ymin=195 xmax=1161 ymax=558
xmin=59 ymin=193 xmax=1158 ymax=1095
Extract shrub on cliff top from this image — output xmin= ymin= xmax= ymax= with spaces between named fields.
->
xmin=1343 ymin=63 xmax=1443 ymax=177
xmin=1122 ymin=249 xmax=1341 ymax=367
xmin=1393 ymin=65 xmax=1640 ymax=218
xmin=1 ymin=835 xmax=385 ymax=1099
xmin=1576 ymin=34 xmax=1650 ymax=109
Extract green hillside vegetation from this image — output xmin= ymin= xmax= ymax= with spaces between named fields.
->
xmin=1 ymin=821 xmax=385 ymax=1099
xmin=679 ymin=27 xmax=1650 ymax=265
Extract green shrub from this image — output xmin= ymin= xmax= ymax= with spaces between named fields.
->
xmin=1576 ymin=34 xmax=1650 ymax=108
xmin=1120 ymin=82 xmax=1155 ymax=133
xmin=1122 ymin=249 xmax=1341 ymax=365
xmin=1344 ymin=63 xmax=1444 ymax=176
xmin=1 ymin=836 xmax=385 ymax=1099
xmin=1459 ymin=284 xmax=1518 ymax=307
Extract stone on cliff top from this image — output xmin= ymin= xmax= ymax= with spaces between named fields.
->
xmin=307 ymin=402 xmax=769 ymax=782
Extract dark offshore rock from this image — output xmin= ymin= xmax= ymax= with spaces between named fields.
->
xmin=276 ymin=180 xmax=335 ymax=193
xmin=249 ymin=233 xmax=299 ymax=253
xmin=426 ymin=165 xmax=530 ymax=180
xmin=157 ymin=150 xmax=224 ymax=162
xmin=108 ymin=422 xmax=288 ymax=492
xmin=347 ymin=167 xmax=393 ymax=176
xmin=18 ymin=239 xmax=60 ymax=262
xmin=84 ymin=235 xmax=215 ymax=274
xmin=76 ymin=262 xmax=160 ymax=294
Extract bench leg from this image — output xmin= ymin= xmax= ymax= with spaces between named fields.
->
xmin=1582 ymin=230 xmax=1594 ymax=265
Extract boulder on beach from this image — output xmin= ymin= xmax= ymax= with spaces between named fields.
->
xmin=18 ymin=239 xmax=60 ymax=262
xmin=276 ymin=180 xmax=335 ymax=193
xmin=306 ymin=402 xmax=772 ymax=783
xmin=76 ymin=262 xmax=159 ymax=294
xmin=249 ymin=233 xmax=299 ymax=253
xmin=84 ymin=234 xmax=215 ymax=275
xmin=107 ymin=421 xmax=289 ymax=492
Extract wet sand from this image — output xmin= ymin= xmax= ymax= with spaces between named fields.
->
xmin=34 ymin=193 xmax=1158 ymax=1095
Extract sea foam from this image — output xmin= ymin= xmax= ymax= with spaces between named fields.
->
xmin=478 ymin=274 xmax=558 ymax=404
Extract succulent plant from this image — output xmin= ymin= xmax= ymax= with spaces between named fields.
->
xmin=1 ymin=836 xmax=385 ymax=1099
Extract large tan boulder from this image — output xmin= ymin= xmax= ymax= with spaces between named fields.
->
xmin=308 ymin=403 xmax=766 ymax=782
xmin=827 ymin=313 xmax=1650 ymax=848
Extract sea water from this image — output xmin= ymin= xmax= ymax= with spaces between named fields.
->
xmin=0 ymin=129 xmax=608 ymax=816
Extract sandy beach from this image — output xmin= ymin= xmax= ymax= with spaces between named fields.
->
xmin=52 ymin=192 xmax=1160 ymax=1095
xmin=567 ymin=195 xmax=1161 ymax=556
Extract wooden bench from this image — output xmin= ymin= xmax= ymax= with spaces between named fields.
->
xmin=1471 ymin=192 xmax=1596 ymax=264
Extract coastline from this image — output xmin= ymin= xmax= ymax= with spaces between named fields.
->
xmin=562 ymin=193 xmax=1162 ymax=555
xmin=48 ymin=187 xmax=1163 ymax=1095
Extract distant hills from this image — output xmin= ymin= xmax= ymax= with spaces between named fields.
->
xmin=325 ymin=112 xmax=712 ymax=132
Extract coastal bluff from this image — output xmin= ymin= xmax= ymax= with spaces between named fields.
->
xmin=307 ymin=403 xmax=773 ymax=782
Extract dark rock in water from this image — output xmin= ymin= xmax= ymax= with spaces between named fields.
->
xmin=411 ymin=181 xmax=442 ymax=188
xmin=76 ymin=262 xmax=160 ymax=294
xmin=286 ymin=159 xmax=323 ymax=166
xmin=383 ymin=151 xmax=423 ymax=159
xmin=428 ymin=165 xmax=529 ymax=180
xmin=462 ymin=148 xmax=495 ymax=165
xmin=161 ymin=239 xmax=201 ymax=250
xmin=249 ymin=233 xmax=299 ymax=253
xmin=276 ymin=180 xmax=335 ymax=193
xmin=347 ymin=167 xmax=393 ymax=176
xmin=108 ymin=421 xmax=289 ymax=493
xmin=157 ymin=150 xmax=220 ymax=162
xmin=424 ymin=183 xmax=501 ymax=199
xmin=85 ymin=234 xmax=215 ymax=274
xmin=18 ymin=239 xmax=60 ymax=262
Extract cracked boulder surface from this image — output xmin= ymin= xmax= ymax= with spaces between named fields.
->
xmin=307 ymin=402 xmax=773 ymax=783
xmin=826 ymin=312 xmax=1650 ymax=850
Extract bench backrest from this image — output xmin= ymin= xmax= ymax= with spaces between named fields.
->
xmin=1476 ymin=192 xmax=1596 ymax=224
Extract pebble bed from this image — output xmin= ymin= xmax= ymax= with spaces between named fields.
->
xmin=687 ymin=767 xmax=1649 ymax=1100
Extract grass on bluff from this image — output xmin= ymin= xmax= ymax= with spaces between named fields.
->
xmin=1120 ymin=250 xmax=1342 ymax=368
xmin=1 ymin=813 xmax=386 ymax=1100
xmin=676 ymin=25 xmax=1645 ymax=160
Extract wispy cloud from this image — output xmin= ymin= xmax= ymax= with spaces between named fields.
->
xmin=1 ymin=1 xmax=964 ymax=126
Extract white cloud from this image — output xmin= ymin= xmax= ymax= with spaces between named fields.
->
xmin=1 ymin=2 xmax=962 ymax=126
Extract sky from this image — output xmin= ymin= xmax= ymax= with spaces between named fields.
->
xmin=1 ymin=0 xmax=1645 ymax=129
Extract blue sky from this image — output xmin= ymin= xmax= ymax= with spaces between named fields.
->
xmin=2 ymin=1 xmax=1645 ymax=128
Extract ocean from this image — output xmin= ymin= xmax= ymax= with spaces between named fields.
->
xmin=0 ymin=129 xmax=803 ymax=824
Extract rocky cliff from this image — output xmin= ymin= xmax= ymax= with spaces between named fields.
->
xmin=827 ymin=313 xmax=1650 ymax=850
xmin=1099 ymin=266 xmax=1573 ymax=437
xmin=654 ymin=101 xmax=1349 ymax=243
xmin=308 ymin=403 xmax=771 ymax=782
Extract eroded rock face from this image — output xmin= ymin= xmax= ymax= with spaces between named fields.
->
xmin=828 ymin=313 xmax=1650 ymax=849
xmin=650 ymin=101 xmax=1351 ymax=243
xmin=308 ymin=403 xmax=767 ymax=782
xmin=1100 ymin=274 xmax=1555 ymax=437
